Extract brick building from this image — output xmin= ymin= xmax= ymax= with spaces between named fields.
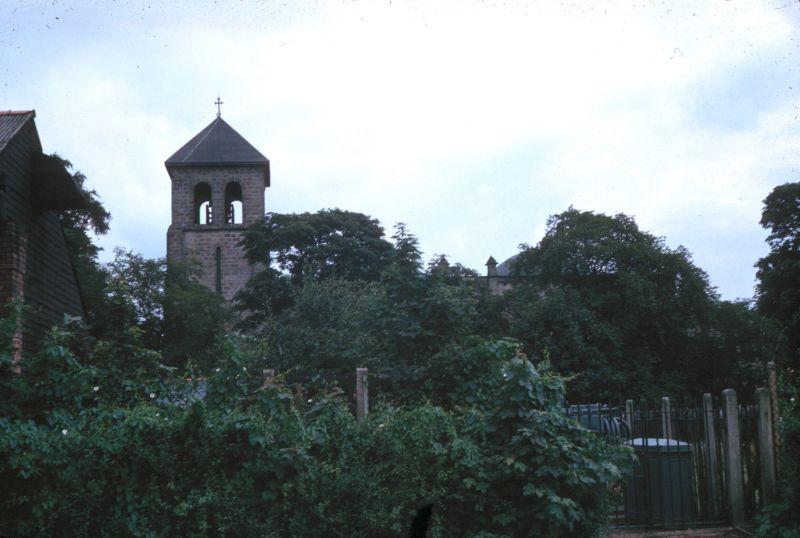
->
xmin=0 ymin=110 xmax=87 ymax=353
xmin=165 ymin=115 xmax=270 ymax=301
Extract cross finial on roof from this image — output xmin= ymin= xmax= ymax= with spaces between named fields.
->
xmin=215 ymin=96 xmax=223 ymax=117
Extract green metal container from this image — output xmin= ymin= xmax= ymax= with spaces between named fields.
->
xmin=624 ymin=438 xmax=697 ymax=526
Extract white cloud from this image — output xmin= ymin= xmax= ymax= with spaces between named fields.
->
xmin=2 ymin=0 xmax=798 ymax=298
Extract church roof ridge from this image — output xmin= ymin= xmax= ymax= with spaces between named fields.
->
xmin=165 ymin=116 xmax=269 ymax=168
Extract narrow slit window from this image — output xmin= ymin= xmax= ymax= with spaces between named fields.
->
xmin=215 ymin=246 xmax=222 ymax=294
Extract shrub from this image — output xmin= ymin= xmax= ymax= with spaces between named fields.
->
xmin=1 ymin=320 xmax=630 ymax=537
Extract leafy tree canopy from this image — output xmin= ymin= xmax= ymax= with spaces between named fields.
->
xmin=760 ymin=182 xmax=800 ymax=250
xmin=240 ymin=209 xmax=394 ymax=285
xmin=756 ymin=182 xmax=800 ymax=366
xmin=234 ymin=215 xmax=495 ymax=402
xmin=53 ymin=155 xmax=111 ymax=237
xmin=52 ymin=155 xmax=112 ymax=336
xmin=753 ymin=183 xmax=800 ymax=535
xmin=503 ymin=208 xmax=775 ymax=401
xmin=513 ymin=208 xmax=714 ymax=302
xmin=233 ymin=207 xmax=780 ymax=404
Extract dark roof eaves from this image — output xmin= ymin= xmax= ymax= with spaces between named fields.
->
xmin=164 ymin=160 xmax=269 ymax=168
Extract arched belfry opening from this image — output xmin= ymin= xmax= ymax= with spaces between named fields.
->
xmin=225 ymin=181 xmax=243 ymax=224
xmin=194 ymin=182 xmax=213 ymax=225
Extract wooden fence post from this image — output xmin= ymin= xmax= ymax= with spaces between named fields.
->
xmin=767 ymin=361 xmax=781 ymax=476
xmin=723 ymin=388 xmax=745 ymax=526
xmin=661 ymin=396 xmax=673 ymax=439
xmin=625 ymin=399 xmax=635 ymax=435
xmin=262 ymin=369 xmax=275 ymax=387
xmin=356 ymin=367 xmax=368 ymax=422
xmin=703 ymin=393 xmax=721 ymax=518
xmin=756 ymin=387 xmax=777 ymax=505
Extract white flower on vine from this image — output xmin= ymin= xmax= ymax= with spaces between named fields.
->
xmin=61 ymin=429 xmax=68 ymax=435
xmin=149 ymin=392 xmax=155 ymax=399
xmin=93 ymin=386 xmax=100 ymax=392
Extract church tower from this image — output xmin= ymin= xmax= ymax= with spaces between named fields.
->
xmin=165 ymin=112 xmax=270 ymax=301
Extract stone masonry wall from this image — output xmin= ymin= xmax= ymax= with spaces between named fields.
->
xmin=168 ymin=166 xmax=265 ymax=229
xmin=181 ymin=227 xmax=257 ymax=301
xmin=167 ymin=165 xmax=266 ymax=302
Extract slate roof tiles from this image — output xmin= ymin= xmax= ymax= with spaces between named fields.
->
xmin=165 ymin=116 xmax=269 ymax=168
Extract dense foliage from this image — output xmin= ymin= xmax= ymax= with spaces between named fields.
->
xmin=754 ymin=182 xmax=800 ymax=536
xmin=0 ymin=314 xmax=631 ymax=536
xmin=235 ymin=216 xmax=494 ymax=402
xmin=756 ymin=182 xmax=800 ymax=369
xmin=54 ymin=155 xmax=113 ymax=337
xmin=240 ymin=209 xmax=395 ymax=285
xmin=55 ymin=157 xmax=229 ymax=371
xmin=502 ymin=208 xmax=782 ymax=401
xmin=5 ymin=166 xmax=794 ymax=535
xmin=87 ymin=250 xmax=230 ymax=372
xmin=234 ymin=207 xmax=780 ymax=404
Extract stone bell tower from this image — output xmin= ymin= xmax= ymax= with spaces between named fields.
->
xmin=165 ymin=110 xmax=270 ymax=301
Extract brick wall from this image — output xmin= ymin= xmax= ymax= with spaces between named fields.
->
xmin=0 ymin=221 xmax=26 ymax=307
xmin=0 ymin=221 xmax=26 ymax=361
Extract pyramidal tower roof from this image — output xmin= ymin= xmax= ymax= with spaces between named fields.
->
xmin=165 ymin=116 xmax=269 ymax=173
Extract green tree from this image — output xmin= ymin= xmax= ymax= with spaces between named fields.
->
xmin=52 ymin=155 xmax=112 ymax=337
xmin=236 ymin=219 xmax=494 ymax=403
xmin=232 ymin=267 xmax=295 ymax=331
xmin=702 ymin=300 xmax=785 ymax=396
xmin=235 ymin=209 xmax=396 ymax=330
xmin=249 ymin=278 xmax=383 ymax=378
xmin=505 ymin=208 xmax=721 ymax=401
xmin=162 ymin=260 xmax=231 ymax=372
xmin=240 ymin=209 xmax=394 ymax=285
xmin=756 ymin=182 xmax=800 ymax=367
xmin=753 ymin=183 xmax=800 ymax=536
xmin=104 ymin=249 xmax=166 ymax=349
xmin=92 ymin=250 xmax=230 ymax=372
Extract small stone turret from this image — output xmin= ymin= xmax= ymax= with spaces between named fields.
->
xmin=485 ymin=256 xmax=498 ymax=277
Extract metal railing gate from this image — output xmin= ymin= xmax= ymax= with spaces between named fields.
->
xmin=567 ymin=393 xmax=769 ymax=531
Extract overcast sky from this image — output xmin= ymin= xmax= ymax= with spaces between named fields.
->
xmin=2 ymin=0 xmax=799 ymax=300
